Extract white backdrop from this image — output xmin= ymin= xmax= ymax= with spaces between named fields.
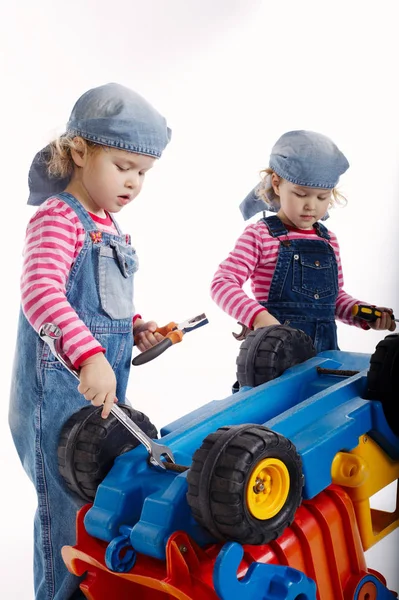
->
xmin=1 ymin=1 xmax=398 ymax=597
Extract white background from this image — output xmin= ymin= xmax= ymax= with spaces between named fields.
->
xmin=1 ymin=1 xmax=398 ymax=597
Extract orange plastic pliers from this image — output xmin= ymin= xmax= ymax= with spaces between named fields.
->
xmin=132 ymin=313 xmax=208 ymax=366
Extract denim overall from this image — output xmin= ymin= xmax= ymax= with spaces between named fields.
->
xmin=9 ymin=192 xmax=137 ymax=599
xmin=261 ymin=215 xmax=339 ymax=353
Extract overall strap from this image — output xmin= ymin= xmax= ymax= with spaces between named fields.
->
xmin=56 ymin=192 xmax=98 ymax=232
xmin=260 ymin=215 xmax=289 ymax=238
xmin=108 ymin=212 xmax=123 ymax=236
xmin=313 ymin=221 xmax=331 ymax=240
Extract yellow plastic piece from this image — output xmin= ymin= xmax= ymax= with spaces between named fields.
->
xmin=331 ymin=435 xmax=399 ymax=550
xmin=246 ymin=458 xmax=290 ymax=520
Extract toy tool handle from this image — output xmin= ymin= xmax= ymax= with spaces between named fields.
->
xmin=156 ymin=322 xmax=178 ymax=336
xmin=352 ymin=304 xmax=397 ymax=323
xmin=132 ymin=328 xmax=184 ymax=366
xmin=132 ymin=338 xmax=172 ymax=365
xmin=352 ymin=304 xmax=383 ymax=322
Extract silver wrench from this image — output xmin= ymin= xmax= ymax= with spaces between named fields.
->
xmin=39 ymin=322 xmax=175 ymax=469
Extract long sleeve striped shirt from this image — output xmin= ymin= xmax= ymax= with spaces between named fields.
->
xmin=210 ymin=220 xmax=365 ymax=329
xmin=21 ymin=196 xmax=137 ymax=368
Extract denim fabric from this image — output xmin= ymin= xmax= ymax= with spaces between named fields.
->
xmin=239 ymin=182 xmax=279 ymax=220
xmin=28 ymin=82 xmax=171 ymax=206
xmin=239 ymin=130 xmax=349 ymax=221
xmin=261 ymin=215 xmax=339 ymax=353
xmin=269 ymin=130 xmax=349 ymax=189
xmin=9 ymin=193 xmax=135 ymax=599
xmin=239 ymin=181 xmax=330 ymax=222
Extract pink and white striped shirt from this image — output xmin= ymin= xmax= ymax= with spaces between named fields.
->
xmin=21 ymin=197 xmax=137 ymax=368
xmin=210 ymin=220 xmax=365 ymax=329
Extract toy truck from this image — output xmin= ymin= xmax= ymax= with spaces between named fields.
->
xmin=57 ymin=326 xmax=399 ymax=599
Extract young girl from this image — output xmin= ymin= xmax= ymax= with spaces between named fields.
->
xmin=9 ymin=82 xmax=171 ymax=600
xmin=211 ymin=130 xmax=395 ymax=352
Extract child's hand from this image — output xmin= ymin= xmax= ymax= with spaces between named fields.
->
xmin=78 ymin=353 xmax=117 ymax=419
xmin=253 ymin=310 xmax=280 ymax=329
xmin=369 ymin=307 xmax=396 ymax=332
xmin=134 ymin=319 xmax=164 ymax=352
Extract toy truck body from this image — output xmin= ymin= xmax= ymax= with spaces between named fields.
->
xmin=82 ymin=349 xmax=399 ymax=562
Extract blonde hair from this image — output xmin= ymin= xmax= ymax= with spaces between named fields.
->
xmin=46 ymin=135 xmax=101 ymax=179
xmin=257 ymin=167 xmax=347 ymax=208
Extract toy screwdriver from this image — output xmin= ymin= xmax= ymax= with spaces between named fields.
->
xmin=352 ymin=304 xmax=398 ymax=323
xmin=132 ymin=313 xmax=208 ymax=366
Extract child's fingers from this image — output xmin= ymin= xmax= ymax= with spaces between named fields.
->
xmin=145 ymin=320 xmax=158 ymax=332
xmin=136 ymin=330 xmax=160 ymax=350
xmin=82 ymin=389 xmax=97 ymax=401
xmin=136 ymin=333 xmax=153 ymax=350
xmin=372 ymin=317 xmax=384 ymax=330
xmin=90 ymin=393 xmax=106 ymax=407
xmin=380 ymin=312 xmax=392 ymax=330
xmin=101 ymin=392 xmax=115 ymax=419
xmin=370 ymin=311 xmax=396 ymax=331
xmin=77 ymin=383 xmax=90 ymax=395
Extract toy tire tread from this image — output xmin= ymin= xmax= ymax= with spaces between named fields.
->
xmin=58 ymin=404 xmax=158 ymax=501
xmin=186 ymin=424 xmax=303 ymax=545
xmin=367 ymin=333 xmax=399 ymax=436
xmin=236 ymin=325 xmax=316 ymax=388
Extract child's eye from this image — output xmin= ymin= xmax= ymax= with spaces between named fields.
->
xmin=116 ymin=164 xmax=129 ymax=172
xmin=294 ymin=192 xmax=306 ymax=197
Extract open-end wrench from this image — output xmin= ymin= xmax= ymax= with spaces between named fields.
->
xmin=39 ymin=322 xmax=175 ymax=469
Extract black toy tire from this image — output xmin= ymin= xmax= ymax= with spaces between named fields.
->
xmin=58 ymin=404 xmax=158 ymax=502
xmin=236 ymin=324 xmax=316 ymax=388
xmin=186 ymin=424 xmax=303 ymax=545
xmin=367 ymin=333 xmax=399 ymax=436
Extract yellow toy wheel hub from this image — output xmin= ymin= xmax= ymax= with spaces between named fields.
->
xmin=246 ymin=458 xmax=290 ymax=519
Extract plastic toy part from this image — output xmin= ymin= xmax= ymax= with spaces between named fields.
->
xmin=213 ymin=542 xmax=317 ymax=599
xmin=346 ymin=574 xmax=398 ymax=600
xmin=246 ymin=457 xmax=290 ymax=520
xmin=105 ymin=525 xmax=136 ymax=573
xmin=62 ymin=486 xmax=397 ymax=599
xmin=58 ymin=404 xmax=158 ymax=501
xmin=81 ymin=350 xmax=399 ymax=561
xmin=236 ymin=325 xmax=316 ymax=388
xmin=186 ymin=424 xmax=303 ymax=545
xmin=332 ymin=434 xmax=399 ymax=550
xmin=367 ymin=333 xmax=399 ymax=436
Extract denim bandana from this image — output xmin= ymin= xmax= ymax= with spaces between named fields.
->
xmin=28 ymin=82 xmax=172 ymax=206
xmin=239 ymin=130 xmax=349 ymax=221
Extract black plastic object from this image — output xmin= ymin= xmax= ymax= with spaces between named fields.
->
xmin=186 ymin=424 xmax=303 ymax=545
xmin=236 ymin=324 xmax=316 ymax=388
xmin=58 ymin=403 xmax=158 ymax=501
xmin=132 ymin=337 xmax=173 ymax=366
xmin=367 ymin=333 xmax=399 ymax=436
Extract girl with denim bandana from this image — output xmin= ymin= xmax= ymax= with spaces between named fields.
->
xmin=9 ymin=83 xmax=171 ymax=599
xmin=211 ymin=130 xmax=395 ymax=351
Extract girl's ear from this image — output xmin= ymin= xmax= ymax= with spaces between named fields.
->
xmin=70 ymin=137 xmax=88 ymax=168
xmin=271 ymin=172 xmax=281 ymax=196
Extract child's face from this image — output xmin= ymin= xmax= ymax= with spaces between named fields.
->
xmin=77 ymin=146 xmax=156 ymax=214
xmin=273 ymin=178 xmax=331 ymax=229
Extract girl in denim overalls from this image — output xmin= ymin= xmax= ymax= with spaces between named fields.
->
xmin=211 ymin=130 xmax=395 ymax=350
xmin=9 ymin=83 xmax=171 ymax=599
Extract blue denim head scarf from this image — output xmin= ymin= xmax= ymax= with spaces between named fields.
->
xmin=239 ymin=130 xmax=349 ymax=221
xmin=28 ymin=82 xmax=172 ymax=206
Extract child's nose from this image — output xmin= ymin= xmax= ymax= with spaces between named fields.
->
xmin=126 ymin=173 xmax=140 ymax=189
xmin=304 ymin=196 xmax=316 ymax=209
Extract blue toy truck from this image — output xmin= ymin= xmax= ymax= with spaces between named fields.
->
xmin=56 ymin=325 xmax=399 ymax=596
